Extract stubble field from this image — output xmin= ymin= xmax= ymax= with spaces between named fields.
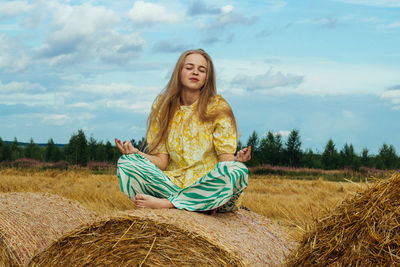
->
xmin=0 ymin=168 xmax=363 ymax=240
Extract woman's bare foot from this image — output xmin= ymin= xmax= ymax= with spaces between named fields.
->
xmin=134 ymin=194 xmax=174 ymax=209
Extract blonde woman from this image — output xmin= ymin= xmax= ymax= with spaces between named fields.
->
xmin=115 ymin=49 xmax=251 ymax=213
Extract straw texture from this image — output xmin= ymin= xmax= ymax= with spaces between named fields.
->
xmin=30 ymin=209 xmax=295 ymax=266
xmin=287 ymin=173 xmax=400 ymax=266
xmin=0 ymin=192 xmax=97 ymax=266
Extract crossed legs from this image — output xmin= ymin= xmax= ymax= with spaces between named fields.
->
xmin=117 ymin=154 xmax=248 ymax=212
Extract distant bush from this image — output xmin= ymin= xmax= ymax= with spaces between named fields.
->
xmin=49 ymin=161 xmax=69 ymax=170
xmin=87 ymin=161 xmax=115 ymax=174
xmin=249 ymin=164 xmax=390 ymax=182
xmin=0 ymin=161 xmax=12 ymax=169
xmin=13 ymin=158 xmax=47 ymax=169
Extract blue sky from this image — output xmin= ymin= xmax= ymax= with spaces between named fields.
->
xmin=1 ymin=0 xmax=399 ymax=154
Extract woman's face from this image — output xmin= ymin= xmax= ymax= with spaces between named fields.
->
xmin=180 ymin=53 xmax=208 ymax=92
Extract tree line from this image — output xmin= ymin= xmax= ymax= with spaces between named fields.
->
xmin=0 ymin=130 xmax=124 ymax=166
xmin=241 ymin=129 xmax=400 ymax=170
xmin=0 ymin=129 xmax=399 ymax=170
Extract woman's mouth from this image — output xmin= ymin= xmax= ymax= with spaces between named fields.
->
xmin=189 ymin=78 xmax=199 ymax=82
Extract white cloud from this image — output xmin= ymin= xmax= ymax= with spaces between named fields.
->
xmin=342 ymin=110 xmax=355 ymax=118
xmin=128 ymin=1 xmax=185 ymax=26
xmin=65 ymin=83 xmax=132 ymax=96
xmin=153 ymin=39 xmax=191 ymax=53
xmin=67 ymin=102 xmax=92 ymax=109
xmin=130 ymin=126 xmax=146 ymax=134
xmin=382 ymin=21 xmax=400 ymax=29
xmin=275 ymin=130 xmax=290 ymax=137
xmin=293 ymin=60 xmax=400 ymax=96
xmin=266 ymin=0 xmax=287 ymax=12
xmin=365 ymin=16 xmax=384 ymax=23
xmin=217 ymin=57 xmax=400 ymax=97
xmin=333 ymin=0 xmax=400 ymax=7
xmin=99 ymin=32 xmax=145 ymax=64
xmin=103 ymin=99 xmax=153 ymax=114
xmin=39 ymin=112 xmax=94 ymax=126
xmin=202 ymin=4 xmax=256 ymax=31
xmin=221 ymin=5 xmax=234 ymax=14
xmin=0 ymin=92 xmax=71 ymax=106
xmin=0 ymin=80 xmax=46 ymax=93
xmin=0 ymin=0 xmax=32 ymax=18
xmin=381 ymin=89 xmax=400 ymax=104
xmin=41 ymin=114 xmax=71 ymax=126
xmin=232 ymin=68 xmax=304 ymax=91
xmin=63 ymin=83 xmax=159 ymax=97
xmin=380 ymin=89 xmax=400 ymax=110
xmin=0 ymin=24 xmax=20 ymax=31
xmin=37 ymin=2 xmax=144 ymax=66
xmin=60 ymin=83 xmax=160 ymax=113
xmin=0 ymin=34 xmax=30 ymax=72
xmin=187 ymin=0 xmax=220 ymax=16
xmin=296 ymin=15 xmax=353 ymax=28
xmin=50 ymin=3 xmax=119 ymax=38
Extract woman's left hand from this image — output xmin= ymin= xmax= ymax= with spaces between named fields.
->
xmin=115 ymin=138 xmax=139 ymax=155
xmin=235 ymin=146 xmax=251 ymax=162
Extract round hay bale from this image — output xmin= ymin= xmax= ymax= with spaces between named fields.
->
xmin=29 ymin=209 xmax=295 ymax=266
xmin=287 ymin=173 xmax=400 ymax=266
xmin=0 ymin=192 xmax=97 ymax=266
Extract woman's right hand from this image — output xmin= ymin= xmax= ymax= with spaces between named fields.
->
xmin=235 ymin=146 xmax=251 ymax=162
xmin=115 ymin=138 xmax=139 ymax=155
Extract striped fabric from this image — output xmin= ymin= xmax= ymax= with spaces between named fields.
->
xmin=117 ymin=153 xmax=248 ymax=212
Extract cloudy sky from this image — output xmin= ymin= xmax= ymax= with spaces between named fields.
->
xmin=1 ymin=0 xmax=399 ymax=154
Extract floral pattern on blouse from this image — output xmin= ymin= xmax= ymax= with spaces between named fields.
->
xmin=147 ymin=95 xmax=237 ymax=189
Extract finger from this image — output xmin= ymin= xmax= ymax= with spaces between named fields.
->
xmin=127 ymin=142 xmax=136 ymax=152
xmin=115 ymin=139 xmax=125 ymax=153
xmin=123 ymin=141 xmax=130 ymax=150
xmin=238 ymin=151 xmax=244 ymax=162
xmin=115 ymin=138 xmax=122 ymax=147
xmin=245 ymin=149 xmax=251 ymax=157
xmin=122 ymin=141 xmax=132 ymax=154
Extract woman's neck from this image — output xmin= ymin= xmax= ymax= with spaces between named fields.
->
xmin=180 ymin=89 xmax=200 ymax=106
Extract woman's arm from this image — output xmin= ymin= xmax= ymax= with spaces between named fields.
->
xmin=218 ymin=146 xmax=252 ymax=162
xmin=115 ymin=138 xmax=169 ymax=171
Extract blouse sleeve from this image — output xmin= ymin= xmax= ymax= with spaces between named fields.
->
xmin=213 ymin=114 xmax=237 ymax=155
xmin=146 ymin=104 xmax=168 ymax=154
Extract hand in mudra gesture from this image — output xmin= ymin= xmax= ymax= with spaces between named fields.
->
xmin=235 ymin=146 xmax=251 ymax=162
xmin=115 ymin=138 xmax=139 ymax=155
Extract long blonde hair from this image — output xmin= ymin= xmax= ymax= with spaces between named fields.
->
xmin=146 ymin=49 xmax=237 ymax=153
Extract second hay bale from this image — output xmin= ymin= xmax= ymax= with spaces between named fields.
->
xmin=287 ymin=173 xmax=400 ymax=266
xmin=0 ymin=192 xmax=97 ymax=266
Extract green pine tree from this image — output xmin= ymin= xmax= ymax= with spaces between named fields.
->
xmin=285 ymin=129 xmax=302 ymax=167
xmin=378 ymin=143 xmax=398 ymax=169
xmin=65 ymin=129 xmax=89 ymax=165
xmin=322 ymin=139 xmax=340 ymax=170
xmin=246 ymin=130 xmax=260 ymax=167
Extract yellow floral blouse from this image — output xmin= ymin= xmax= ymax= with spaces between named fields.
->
xmin=147 ymin=95 xmax=237 ymax=189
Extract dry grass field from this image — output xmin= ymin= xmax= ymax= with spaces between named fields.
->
xmin=0 ymin=168 xmax=363 ymax=240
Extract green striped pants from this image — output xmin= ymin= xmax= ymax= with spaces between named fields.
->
xmin=117 ymin=154 xmax=248 ymax=212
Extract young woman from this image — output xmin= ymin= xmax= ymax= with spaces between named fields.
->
xmin=115 ymin=49 xmax=251 ymax=213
